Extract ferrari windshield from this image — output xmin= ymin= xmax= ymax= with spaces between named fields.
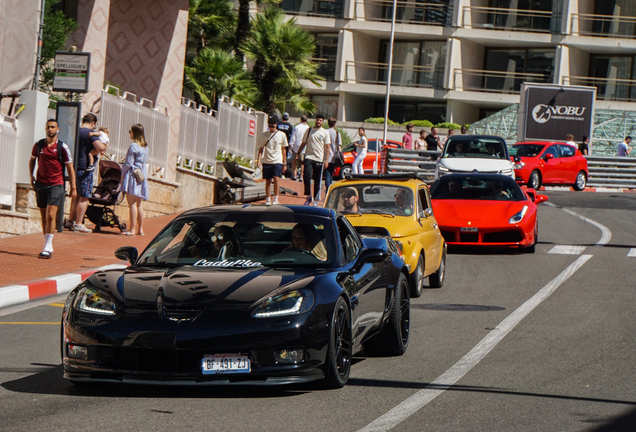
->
xmin=325 ymin=184 xmax=415 ymax=216
xmin=510 ymin=144 xmax=545 ymax=157
xmin=430 ymin=175 xmax=526 ymax=201
xmin=138 ymin=213 xmax=336 ymax=268
xmin=443 ymin=137 xmax=508 ymax=159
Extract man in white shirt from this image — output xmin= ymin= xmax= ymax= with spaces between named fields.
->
xmin=297 ymin=114 xmax=331 ymax=206
xmin=289 ymin=115 xmax=310 ymax=181
xmin=325 ymin=117 xmax=341 ymax=192
xmin=257 ymin=117 xmax=288 ymax=205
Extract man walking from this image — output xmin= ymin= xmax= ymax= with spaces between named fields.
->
xmin=298 ymin=114 xmax=331 ymax=206
xmin=277 ymin=112 xmax=293 ymax=143
xmin=289 ymin=115 xmax=310 ymax=181
xmin=29 ymin=119 xmax=77 ymax=258
xmin=66 ymin=113 xmax=106 ymax=233
xmin=426 ymin=126 xmax=442 ymax=151
xmin=257 ymin=116 xmax=288 ymax=205
xmin=325 ymin=117 xmax=341 ymax=192
xmin=402 ymin=123 xmax=414 ymax=150
xmin=618 ymin=136 xmax=632 ymax=156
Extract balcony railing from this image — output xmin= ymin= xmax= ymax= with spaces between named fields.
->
xmin=313 ymin=58 xmax=337 ymax=82
xmin=354 ymin=0 xmax=450 ymax=26
xmin=453 ymin=69 xmax=552 ymax=94
xmin=571 ymin=13 xmax=636 ymax=38
xmin=345 ymin=61 xmax=445 ymax=88
xmin=563 ymin=76 xmax=636 ymax=102
xmin=279 ymin=0 xmax=344 ymax=18
xmin=461 ymin=6 xmax=558 ymax=33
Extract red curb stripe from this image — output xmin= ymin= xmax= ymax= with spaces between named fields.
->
xmin=27 ymin=279 xmax=58 ymax=300
xmin=78 ymin=269 xmax=98 ymax=281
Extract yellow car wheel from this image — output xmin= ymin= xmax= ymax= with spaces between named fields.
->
xmin=410 ymin=254 xmax=424 ymax=298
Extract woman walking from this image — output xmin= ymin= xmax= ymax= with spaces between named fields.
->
xmin=352 ymin=127 xmax=368 ymax=174
xmin=121 ymin=124 xmax=148 ymax=236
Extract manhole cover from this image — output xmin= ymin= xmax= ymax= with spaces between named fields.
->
xmin=412 ymin=304 xmax=505 ymax=312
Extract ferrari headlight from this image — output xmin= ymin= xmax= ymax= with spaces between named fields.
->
xmin=509 ymin=205 xmax=528 ymax=224
xmin=252 ymin=289 xmax=315 ymax=318
xmin=74 ymin=286 xmax=116 ymax=315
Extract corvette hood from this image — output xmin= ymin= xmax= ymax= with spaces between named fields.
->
xmin=432 ymin=200 xmax=530 ymax=226
xmin=439 ymin=158 xmax=514 ymax=174
xmin=86 ymin=265 xmax=319 ymax=311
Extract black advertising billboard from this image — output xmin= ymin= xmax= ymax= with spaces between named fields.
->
xmin=520 ymin=84 xmax=596 ymax=142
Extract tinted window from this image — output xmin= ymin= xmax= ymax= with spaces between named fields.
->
xmin=559 ymin=144 xmax=576 ymax=157
xmin=444 ymin=137 xmax=508 ymax=159
xmin=543 ymin=144 xmax=560 ymax=157
xmin=510 ymin=144 xmax=545 ymax=157
xmin=430 ymin=175 xmax=526 ymax=201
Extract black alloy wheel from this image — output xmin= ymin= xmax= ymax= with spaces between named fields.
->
xmin=410 ymin=255 xmax=424 ymax=298
xmin=323 ymin=297 xmax=352 ymax=389
xmin=381 ymin=273 xmax=410 ymax=356
xmin=529 ymin=170 xmax=542 ymax=190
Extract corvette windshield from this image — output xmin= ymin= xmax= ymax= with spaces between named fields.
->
xmin=137 ymin=213 xmax=336 ymax=267
xmin=510 ymin=144 xmax=545 ymax=157
xmin=325 ymin=184 xmax=415 ymax=216
xmin=430 ymin=176 xmax=526 ymax=201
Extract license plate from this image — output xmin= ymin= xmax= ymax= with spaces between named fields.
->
xmin=202 ymin=354 xmax=250 ymax=374
xmin=460 ymin=227 xmax=478 ymax=232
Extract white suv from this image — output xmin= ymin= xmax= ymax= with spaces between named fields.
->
xmin=436 ymin=135 xmax=514 ymax=179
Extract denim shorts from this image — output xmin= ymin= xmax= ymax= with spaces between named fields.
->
xmin=76 ymin=169 xmax=94 ymax=198
xmin=262 ymin=163 xmax=283 ymax=179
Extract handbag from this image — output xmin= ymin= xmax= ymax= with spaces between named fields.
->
xmin=132 ymin=167 xmax=145 ymax=183
xmin=333 ymin=149 xmax=345 ymax=167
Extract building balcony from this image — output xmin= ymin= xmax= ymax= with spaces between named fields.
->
xmin=571 ymin=13 xmax=636 ymax=38
xmin=353 ymin=0 xmax=450 ymax=26
xmin=314 ymin=58 xmax=337 ymax=82
xmin=460 ymin=6 xmax=558 ymax=33
xmin=279 ymin=0 xmax=344 ymax=18
xmin=452 ymin=69 xmax=552 ymax=94
xmin=563 ymin=76 xmax=636 ymax=102
xmin=345 ymin=61 xmax=445 ymax=89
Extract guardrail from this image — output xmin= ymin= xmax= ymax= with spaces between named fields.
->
xmin=0 ymin=115 xmax=17 ymax=210
xmin=346 ymin=61 xmax=445 ymax=88
xmin=461 ymin=6 xmax=556 ymax=33
xmin=586 ymin=156 xmax=636 ymax=189
xmin=384 ymin=148 xmax=440 ymax=182
xmin=355 ymin=0 xmax=450 ymax=25
xmin=452 ymin=68 xmax=552 ymax=93
xmin=562 ymin=76 xmax=636 ymax=102
xmin=570 ymin=13 xmax=636 ymax=38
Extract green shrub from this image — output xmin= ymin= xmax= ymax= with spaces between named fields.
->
xmin=436 ymin=122 xmax=462 ymax=130
xmin=364 ymin=117 xmax=400 ymax=125
xmin=406 ymin=119 xmax=434 ymax=128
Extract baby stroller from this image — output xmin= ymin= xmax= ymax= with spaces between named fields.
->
xmin=85 ymin=159 xmax=127 ymax=233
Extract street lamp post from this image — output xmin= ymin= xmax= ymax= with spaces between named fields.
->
xmin=376 ymin=0 xmax=397 ymax=174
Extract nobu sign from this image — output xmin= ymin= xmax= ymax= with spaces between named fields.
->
xmin=520 ymin=84 xmax=596 ymax=142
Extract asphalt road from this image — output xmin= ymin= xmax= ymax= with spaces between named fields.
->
xmin=1 ymin=191 xmax=635 ymax=432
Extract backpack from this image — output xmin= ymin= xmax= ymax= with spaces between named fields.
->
xmin=36 ymin=138 xmax=67 ymax=178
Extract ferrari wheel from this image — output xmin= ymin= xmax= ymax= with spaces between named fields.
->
xmin=573 ymin=171 xmax=587 ymax=191
xmin=323 ymin=297 xmax=352 ymax=389
xmin=529 ymin=170 xmax=542 ymax=190
xmin=429 ymin=248 xmax=446 ymax=288
xmin=410 ymin=255 xmax=424 ymax=298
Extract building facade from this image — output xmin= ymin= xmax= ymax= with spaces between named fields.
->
xmin=277 ymin=0 xmax=636 ymax=125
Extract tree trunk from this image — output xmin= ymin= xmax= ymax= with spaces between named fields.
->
xmin=261 ymin=68 xmax=280 ymax=115
xmin=235 ymin=0 xmax=251 ymax=61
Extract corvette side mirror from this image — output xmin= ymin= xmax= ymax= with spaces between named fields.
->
xmin=352 ymin=248 xmax=388 ymax=273
xmin=115 ymin=246 xmax=138 ymax=264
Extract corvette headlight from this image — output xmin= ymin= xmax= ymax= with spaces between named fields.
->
xmin=74 ymin=286 xmax=116 ymax=315
xmin=509 ymin=205 xmax=528 ymax=224
xmin=252 ymin=289 xmax=315 ymax=318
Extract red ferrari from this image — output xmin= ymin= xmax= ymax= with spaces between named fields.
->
xmin=335 ymin=139 xmax=402 ymax=179
xmin=430 ymin=173 xmax=548 ymax=253
xmin=510 ymin=141 xmax=588 ymax=191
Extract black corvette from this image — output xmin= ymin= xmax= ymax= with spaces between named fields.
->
xmin=61 ymin=205 xmax=410 ymax=388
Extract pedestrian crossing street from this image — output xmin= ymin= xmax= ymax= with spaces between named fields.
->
xmin=549 ymin=245 xmax=636 ymax=257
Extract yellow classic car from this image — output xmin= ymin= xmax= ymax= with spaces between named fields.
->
xmin=324 ymin=173 xmax=446 ymax=297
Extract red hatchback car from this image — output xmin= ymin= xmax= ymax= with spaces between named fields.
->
xmin=510 ymin=141 xmax=588 ymax=191
xmin=335 ymin=139 xmax=402 ymax=179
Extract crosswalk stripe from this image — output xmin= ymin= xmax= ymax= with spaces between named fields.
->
xmin=548 ymin=245 xmax=587 ymax=255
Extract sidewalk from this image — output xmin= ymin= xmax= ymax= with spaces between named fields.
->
xmin=0 ymin=178 xmax=316 ymax=308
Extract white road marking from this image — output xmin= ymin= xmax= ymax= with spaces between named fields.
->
xmin=358 ymin=206 xmax=612 ymax=432
xmin=548 ymin=245 xmax=587 ymax=255
xmin=356 ymin=255 xmax=593 ymax=432
xmin=628 ymin=248 xmax=636 ymax=257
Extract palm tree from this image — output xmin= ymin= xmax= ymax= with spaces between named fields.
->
xmin=241 ymin=7 xmax=321 ymax=114
xmin=184 ymin=47 xmax=257 ymax=107
xmin=235 ymin=0 xmax=281 ymax=61
xmin=187 ymin=0 xmax=236 ymax=60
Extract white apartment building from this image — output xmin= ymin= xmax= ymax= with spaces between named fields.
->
xmin=276 ymin=0 xmax=636 ymax=125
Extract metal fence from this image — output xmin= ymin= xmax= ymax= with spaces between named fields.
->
xmin=178 ymin=96 xmax=260 ymax=176
xmin=0 ymin=115 xmax=17 ymax=209
xmin=99 ymin=87 xmax=170 ymax=178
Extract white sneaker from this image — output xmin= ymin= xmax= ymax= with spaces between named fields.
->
xmin=312 ymin=201 xmax=318 ymax=207
xmin=72 ymin=223 xmax=92 ymax=233
xmin=272 ymin=198 xmax=279 ymax=205
xmin=265 ymin=198 xmax=272 ymax=206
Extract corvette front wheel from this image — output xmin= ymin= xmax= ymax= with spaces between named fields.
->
xmin=323 ymin=297 xmax=352 ymax=389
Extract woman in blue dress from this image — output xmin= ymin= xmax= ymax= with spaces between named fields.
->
xmin=121 ymin=124 xmax=149 ymax=236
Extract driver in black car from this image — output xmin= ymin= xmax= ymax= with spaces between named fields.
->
xmin=283 ymin=223 xmax=327 ymax=260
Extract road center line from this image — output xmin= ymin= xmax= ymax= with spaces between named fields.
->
xmin=358 ymin=206 xmax=612 ymax=432
xmin=357 ymin=254 xmax=593 ymax=432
